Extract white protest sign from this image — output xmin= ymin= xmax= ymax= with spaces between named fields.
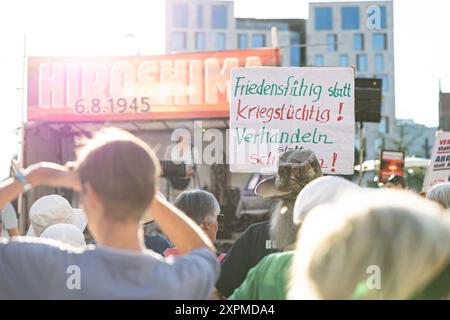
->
xmin=229 ymin=67 xmax=355 ymax=174
xmin=422 ymin=131 xmax=450 ymax=192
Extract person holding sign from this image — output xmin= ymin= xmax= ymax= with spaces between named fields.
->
xmin=229 ymin=176 xmax=360 ymax=300
xmin=216 ymin=149 xmax=322 ymax=298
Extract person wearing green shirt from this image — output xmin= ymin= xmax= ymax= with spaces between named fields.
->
xmin=229 ymin=176 xmax=361 ymax=300
xmin=228 ymin=251 xmax=293 ymax=300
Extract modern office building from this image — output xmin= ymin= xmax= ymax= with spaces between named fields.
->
xmin=307 ymin=1 xmax=395 ymax=160
xmin=165 ymin=0 xmax=306 ymax=66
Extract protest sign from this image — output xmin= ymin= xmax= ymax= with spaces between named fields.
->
xmin=423 ymin=131 xmax=450 ymax=192
xmin=379 ymin=150 xmax=405 ymax=183
xmin=229 ymin=67 xmax=355 ymax=174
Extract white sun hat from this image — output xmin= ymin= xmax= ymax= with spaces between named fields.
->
xmin=26 ymin=195 xmax=88 ymax=237
xmin=40 ymin=223 xmax=86 ymax=247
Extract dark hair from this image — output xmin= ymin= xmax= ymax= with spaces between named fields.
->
xmin=387 ymin=175 xmax=406 ymax=188
xmin=174 ymin=190 xmax=220 ymax=225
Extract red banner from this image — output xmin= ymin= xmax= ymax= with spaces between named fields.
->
xmin=27 ymin=48 xmax=281 ymax=122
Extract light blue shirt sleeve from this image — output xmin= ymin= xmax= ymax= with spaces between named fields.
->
xmin=1 ymin=204 xmax=18 ymax=230
xmin=156 ymin=248 xmax=221 ymax=300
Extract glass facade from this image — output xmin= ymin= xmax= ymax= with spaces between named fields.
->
xmin=212 ymin=5 xmax=227 ymax=29
xmin=375 ymin=54 xmax=384 ymax=72
xmin=341 ymin=7 xmax=360 ymax=30
xmin=340 ymin=54 xmax=349 ymax=67
xmin=380 ymin=6 xmax=387 ymax=29
xmin=377 ymin=74 xmax=389 ymax=92
xmin=354 ymin=34 xmax=364 ymax=51
xmin=356 ymin=54 xmax=367 ymax=72
xmin=327 ymin=34 xmax=337 ymax=51
xmin=238 ymin=33 xmax=248 ymax=49
xmin=314 ymin=54 xmax=324 ymax=66
xmin=172 ymin=32 xmax=186 ymax=51
xmin=314 ymin=7 xmax=333 ymax=30
xmin=290 ymin=33 xmax=301 ymax=66
xmin=373 ymin=33 xmax=387 ymax=51
xmin=251 ymin=34 xmax=266 ymax=48
xmin=195 ymin=32 xmax=205 ymax=51
xmin=217 ymin=33 xmax=226 ymax=50
xmin=172 ymin=4 xmax=189 ymax=28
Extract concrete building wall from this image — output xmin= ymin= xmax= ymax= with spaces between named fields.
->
xmin=439 ymin=91 xmax=450 ymax=131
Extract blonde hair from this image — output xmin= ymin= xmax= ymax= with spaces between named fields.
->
xmin=427 ymin=182 xmax=450 ymax=209
xmin=289 ymin=189 xmax=450 ymax=300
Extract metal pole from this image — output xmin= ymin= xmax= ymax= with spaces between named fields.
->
xmin=18 ymin=33 xmax=27 ymax=234
xmin=357 ymin=122 xmax=365 ymax=186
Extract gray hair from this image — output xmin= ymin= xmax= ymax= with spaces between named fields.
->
xmin=427 ymin=183 xmax=450 ymax=209
xmin=175 ymin=190 xmax=220 ymax=225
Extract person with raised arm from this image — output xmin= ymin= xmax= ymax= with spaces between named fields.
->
xmin=0 ymin=127 xmax=219 ymax=299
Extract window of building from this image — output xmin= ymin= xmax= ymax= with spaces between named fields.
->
xmin=327 ymin=34 xmax=337 ymax=51
xmin=195 ymin=32 xmax=206 ymax=51
xmin=314 ymin=7 xmax=333 ymax=30
xmin=341 ymin=7 xmax=360 ymax=30
xmin=373 ymin=33 xmax=387 ymax=51
xmin=290 ymin=33 xmax=301 ymax=66
xmin=197 ymin=5 xmax=203 ymax=28
xmin=217 ymin=33 xmax=226 ymax=50
xmin=380 ymin=6 xmax=387 ymax=29
xmin=172 ymin=4 xmax=189 ymax=28
xmin=238 ymin=33 xmax=248 ymax=49
xmin=252 ymin=34 xmax=266 ymax=48
xmin=340 ymin=54 xmax=349 ymax=67
xmin=356 ymin=54 xmax=367 ymax=72
xmin=354 ymin=34 xmax=364 ymax=51
xmin=375 ymin=54 xmax=384 ymax=72
xmin=172 ymin=32 xmax=186 ymax=51
xmin=314 ymin=54 xmax=324 ymax=66
xmin=377 ymin=74 xmax=389 ymax=92
xmin=212 ymin=5 xmax=227 ymax=29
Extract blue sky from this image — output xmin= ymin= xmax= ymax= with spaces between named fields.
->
xmin=0 ymin=0 xmax=449 ymax=178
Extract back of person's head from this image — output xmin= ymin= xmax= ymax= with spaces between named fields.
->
xmin=426 ymin=182 xmax=450 ymax=209
xmin=76 ymin=128 xmax=160 ymax=223
xmin=293 ymin=176 xmax=360 ymax=225
xmin=40 ymin=223 xmax=86 ymax=248
xmin=174 ymin=190 xmax=220 ymax=225
xmin=289 ymin=189 xmax=450 ymax=300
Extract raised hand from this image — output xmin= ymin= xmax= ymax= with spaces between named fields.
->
xmin=24 ymin=162 xmax=82 ymax=192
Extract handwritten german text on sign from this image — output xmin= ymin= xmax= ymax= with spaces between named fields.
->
xmin=229 ymin=67 xmax=355 ymax=174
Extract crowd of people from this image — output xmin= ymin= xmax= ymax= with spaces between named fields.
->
xmin=0 ymin=127 xmax=449 ymax=299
